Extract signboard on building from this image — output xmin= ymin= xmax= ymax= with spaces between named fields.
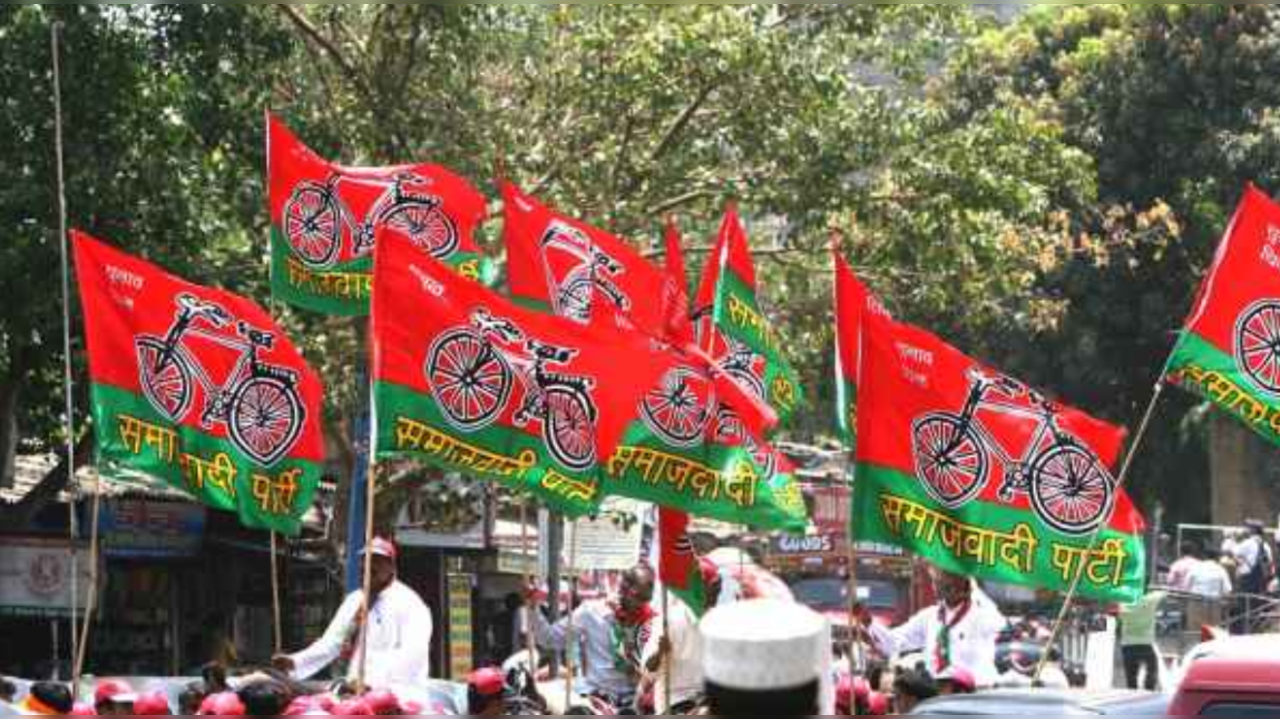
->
xmin=0 ymin=537 xmax=95 ymax=617
xmin=101 ymin=499 xmax=205 ymax=558
xmin=395 ymin=477 xmax=489 ymax=550
xmin=809 ymin=485 xmax=850 ymax=537
xmin=564 ymin=501 xmax=644 ymax=573
xmin=447 ymin=574 xmax=474 ymax=680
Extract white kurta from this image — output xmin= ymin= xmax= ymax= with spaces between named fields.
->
xmin=289 ymin=580 xmax=433 ymax=688
xmin=641 ymin=598 xmax=704 ymax=713
xmin=867 ymin=590 xmax=1005 ymax=688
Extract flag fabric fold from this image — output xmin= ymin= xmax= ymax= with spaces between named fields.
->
xmin=852 ymin=312 xmax=1145 ymax=603
xmin=1166 ymin=184 xmax=1280 ymax=448
xmin=693 ymin=206 xmax=804 ymax=426
xmin=658 ymin=506 xmax=707 ymax=616
xmin=74 ymin=231 xmax=325 ymax=535
xmin=268 ymin=112 xmax=493 ymax=315
xmin=832 ymin=248 xmax=890 ymax=443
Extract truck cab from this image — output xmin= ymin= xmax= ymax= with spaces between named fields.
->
xmin=1168 ymin=655 xmax=1280 ymax=715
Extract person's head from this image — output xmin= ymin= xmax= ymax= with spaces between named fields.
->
xmin=363 ymin=537 xmax=398 ymax=595
xmin=936 ymin=666 xmax=976 ymax=695
xmin=1181 ymin=541 xmax=1200 ymax=559
xmin=892 ymin=665 xmax=938 ymax=714
xmin=467 ymin=667 xmax=506 ymax=717
xmin=24 ymin=682 xmax=74 ymax=716
xmin=237 ymin=679 xmax=289 ymax=717
xmin=0 ymin=677 xmax=15 ymax=704
xmin=199 ymin=691 xmax=246 ymax=716
xmin=618 ymin=564 xmax=655 ymax=614
xmin=133 ymin=691 xmax=173 ymax=716
xmin=702 ymin=599 xmax=827 ymax=717
xmin=1245 ymin=519 xmax=1267 ymax=537
xmin=933 ymin=568 xmax=973 ymax=609
xmin=179 ymin=683 xmax=207 ymax=715
xmin=95 ymin=679 xmax=136 ymax=715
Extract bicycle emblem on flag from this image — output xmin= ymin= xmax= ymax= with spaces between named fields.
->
xmin=282 ymin=171 xmax=459 ymax=268
xmin=1234 ymin=299 xmax=1280 ymax=395
xmin=538 ymin=221 xmax=631 ymax=323
xmin=426 ymin=309 xmax=599 ymax=471
xmin=910 ymin=367 xmax=1116 ymax=536
xmin=135 ymin=294 xmax=306 ymax=466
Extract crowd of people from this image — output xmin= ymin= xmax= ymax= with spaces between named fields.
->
xmin=1163 ymin=520 xmax=1278 ymax=633
xmin=0 ymin=536 xmax=1065 ymax=716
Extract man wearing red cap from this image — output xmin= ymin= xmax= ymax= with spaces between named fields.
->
xmin=94 ymin=679 xmax=137 ymax=715
xmin=641 ymin=557 xmax=721 ymax=714
xmin=274 ymin=537 xmax=433 ymax=689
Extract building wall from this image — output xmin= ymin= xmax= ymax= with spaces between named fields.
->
xmin=1210 ymin=412 xmax=1280 ymax=526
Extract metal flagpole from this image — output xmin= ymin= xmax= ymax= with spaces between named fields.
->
xmin=356 ymin=370 xmax=378 ymax=694
xmin=661 ymin=585 xmax=672 ymax=713
xmin=50 ymin=20 xmax=81 ymax=690
xmin=520 ymin=499 xmax=537 ymax=664
xmin=1035 ymin=380 xmax=1167 ymax=682
xmin=564 ymin=519 xmax=579 ymax=710
xmin=270 ymin=531 xmax=283 ymax=655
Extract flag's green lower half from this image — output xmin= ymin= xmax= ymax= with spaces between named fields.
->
xmin=603 ymin=423 xmax=807 ymax=533
xmin=270 ymin=227 xmax=495 ymax=316
xmin=91 ymin=383 xmax=320 ymax=536
xmin=374 ymin=380 xmax=602 ymax=517
xmin=853 ymin=464 xmax=1145 ymax=604
xmin=1166 ymin=330 xmax=1280 ymax=447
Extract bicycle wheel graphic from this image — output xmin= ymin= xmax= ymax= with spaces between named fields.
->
xmin=282 ymin=184 xmax=342 ymax=268
xmin=1235 ymin=300 xmax=1280 ymax=395
xmin=640 ymin=366 xmax=713 ymax=447
xmin=136 ymin=337 xmax=194 ymax=422
xmin=382 ymin=199 xmax=459 ymax=259
xmin=543 ymin=387 xmax=596 ymax=471
xmin=911 ymin=413 xmax=988 ymax=508
xmin=427 ymin=330 xmax=513 ymax=431
xmin=555 ymin=272 xmax=595 ymax=323
xmin=714 ymin=406 xmax=776 ymax=479
xmin=228 ymin=375 xmax=305 ymax=466
xmin=1029 ymin=444 xmax=1114 ymax=535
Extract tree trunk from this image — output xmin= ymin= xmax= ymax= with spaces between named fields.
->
xmin=0 ymin=374 xmax=21 ymax=490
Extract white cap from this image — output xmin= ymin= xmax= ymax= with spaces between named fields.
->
xmin=701 ymin=598 xmax=829 ymax=691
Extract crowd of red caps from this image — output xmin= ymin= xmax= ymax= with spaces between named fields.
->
xmin=58 ymin=679 xmax=439 ymax=716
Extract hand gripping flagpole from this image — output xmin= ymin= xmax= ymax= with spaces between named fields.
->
xmin=51 ymin=20 xmax=83 ymax=691
xmin=1034 ymin=379 xmax=1167 ymax=683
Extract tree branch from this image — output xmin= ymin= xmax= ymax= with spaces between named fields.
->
xmin=646 ymin=188 xmax=719 ymax=216
xmin=651 ymin=79 xmax=718 ymax=162
xmin=277 ymin=5 xmax=374 ymax=102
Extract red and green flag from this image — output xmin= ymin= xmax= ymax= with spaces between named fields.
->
xmin=1166 ymin=185 xmax=1280 ymax=447
xmin=74 ymin=231 xmax=325 ymax=535
xmin=658 ymin=507 xmax=706 ymax=616
xmin=663 ymin=219 xmax=695 ymax=346
xmin=371 ymin=234 xmax=679 ymax=517
xmin=853 ymin=312 xmax=1146 ymax=603
xmin=502 ymin=182 xmax=675 ymax=335
xmin=268 ymin=112 xmax=492 ymax=316
xmin=693 ymin=206 xmax=803 ymax=425
xmin=833 ymin=248 xmax=891 ymax=443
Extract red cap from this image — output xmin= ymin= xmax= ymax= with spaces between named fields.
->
xmin=364 ymin=689 xmax=400 ymax=715
xmin=834 ymin=675 xmax=853 ymax=713
xmin=132 ymin=691 xmax=171 ymax=715
xmin=468 ymin=667 xmax=505 ymax=697
xmin=282 ymin=697 xmax=315 ymax=716
xmin=69 ymin=703 xmax=97 ymax=716
xmin=866 ymin=691 xmax=889 ymax=715
xmin=94 ymin=680 xmax=135 ymax=707
xmin=852 ymin=676 xmax=871 ymax=702
xmin=331 ymin=698 xmax=373 ymax=715
xmin=938 ymin=666 xmax=976 ymax=693
xmin=365 ymin=537 xmax=397 ymax=561
xmin=199 ymin=692 xmax=246 ymax=716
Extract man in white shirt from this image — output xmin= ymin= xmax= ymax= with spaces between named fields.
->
xmin=527 ymin=565 xmax=655 ymax=708
xmin=856 ymin=567 xmax=1006 ymax=688
xmin=1186 ymin=556 xmax=1233 ymax=599
xmin=1167 ymin=542 xmax=1201 ymax=591
xmin=641 ymin=557 xmax=722 ymax=714
xmin=273 ymin=538 xmax=433 ymax=689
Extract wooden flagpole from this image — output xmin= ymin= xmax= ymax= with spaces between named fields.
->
xmin=661 ymin=585 xmax=672 ymax=712
xmin=50 ymin=20 xmax=85 ymax=691
xmin=270 ymin=531 xmax=283 ymax=656
xmin=1035 ymin=380 xmax=1167 ymax=682
xmin=356 ymin=372 xmax=379 ymax=694
xmin=520 ymin=499 xmax=538 ymax=665
xmin=564 ymin=519 xmax=579 ymax=710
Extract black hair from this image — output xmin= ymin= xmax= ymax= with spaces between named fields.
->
xmin=1181 ymin=541 xmax=1201 ymax=558
xmin=0 ymin=677 xmax=15 ymax=702
xmin=237 ymin=679 xmax=289 ymax=717
xmin=179 ymin=683 xmax=207 ymax=715
xmin=705 ymin=679 xmax=820 ymax=717
xmin=893 ymin=665 xmax=939 ymax=702
xmin=30 ymin=681 xmax=73 ymax=714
